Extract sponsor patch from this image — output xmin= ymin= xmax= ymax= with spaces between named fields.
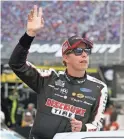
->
xmin=48 ymin=85 xmax=59 ymax=90
xmin=60 ymin=88 xmax=68 ymax=95
xmin=51 ymin=108 xmax=75 ymax=119
xmin=55 ymin=94 xmax=67 ymax=99
xmin=77 ymin=80 xmax=85 ymax=84
xmin=84 ymin=101 xmax=93 ymax=106
xmin=80 ymin=88 xmax=92 ymax=93
xmin=72 ymin=92 xmax=84 ymax=99
xmin=77 ymin=93 xmax=84 ymax=99
xmin=72 ymin=92 xmax=76 ymax=96
xmin=45 ymin=98 xmax=86 ymax=117
xmin=55 ymin=80 xmax=65 ymax=87
xmin=85 ymin=96 xmax=96 ymax=101
xmin=71 ymin=97 xmax=83 ymax=103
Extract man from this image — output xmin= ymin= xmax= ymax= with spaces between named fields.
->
xmin=24 ymin=103 xmax=36 ymax=119
xmin=9 ymin=5 xmax=108 ymax=139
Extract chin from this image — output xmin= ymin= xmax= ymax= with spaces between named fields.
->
xmin=73 ymin=64 xmax=88 ymax=71
xmin=77 ymin=67 xmax=87 ymax=71
xmin=81 ymin=67 xmax=87 ymax=71
xmin=80 ymin=65 xmax=88 ymax=70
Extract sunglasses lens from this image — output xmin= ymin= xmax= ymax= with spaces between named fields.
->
xmin=84 ymin=48 xmax=91 ymax=55
xmin=74 ymin=48 xmax=83 ymax=55
xmin=74 ymin=48 xmax=91 ymax=56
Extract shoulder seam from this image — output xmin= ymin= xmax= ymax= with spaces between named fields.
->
xmin=87 ymin=74 xmax=106 ymax=86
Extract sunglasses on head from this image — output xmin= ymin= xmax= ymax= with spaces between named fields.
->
xmin=65 ymin=47 xmax=91 ymax=56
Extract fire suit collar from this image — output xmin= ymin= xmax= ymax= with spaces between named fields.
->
xmin=64 ymin=70 xmax=86 ymax=84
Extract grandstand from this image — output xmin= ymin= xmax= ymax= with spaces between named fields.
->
xmin=1 ymin=1 xmax=124 ymax=66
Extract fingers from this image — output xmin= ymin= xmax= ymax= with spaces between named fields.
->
xmin=28 ymin=5 xmax=43 ymax=18
xmin=30 ymin=10 xmax=34 ymax=18
xmin=70 ymin=118 xmax=80 ymax=125
xmin=41 ymin=18 xmax=44 ymax=26
xmin=71 ymin=119 xmax=80 ymax=124
xmin=38 ymin=7 xmax=43 ymax=17
xmin=71 ymin=126 xmax=76 ymax=132
xmin=70 ymin=118 xmax=82 ymax=132
xmin=28 ymin=10 xmax=33 ymax=21
xmin=71 ymin=126 xmax=79 ymax=132
xmin=33 ymin=5 xmax=43 ymax=18
xmin=39 ymin=7 xmax=44 ymax=24
xmin=33 ymin=5 xmax=38 ymax=17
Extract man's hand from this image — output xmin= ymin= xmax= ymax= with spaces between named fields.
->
xmin=70 ymin=118 xmax=82 ymax=132
xmin=27 ymin=5 xmax=44 ymax=37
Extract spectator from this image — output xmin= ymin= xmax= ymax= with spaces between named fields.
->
xmin=24 ymin=103 xmax=36 ymax=119
xmin=21 ymin=112 xmax=34 ymax=127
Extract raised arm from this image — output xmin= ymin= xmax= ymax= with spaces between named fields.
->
xmin=9 ymin=5 xmax=52 ymax=93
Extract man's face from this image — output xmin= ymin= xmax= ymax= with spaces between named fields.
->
xmin=28 ymin=105 xmax=33 ymax=111
xmin=63 ymin=43 xmax=90 ymax=71
xmin=25 ymin=115 xmax=33 ymax=122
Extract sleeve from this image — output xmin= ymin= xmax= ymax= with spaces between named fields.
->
xmin=81 ymin=84 xmax=108 ymax=131
xmin=9 ymin=32 xmax=52 ymax=93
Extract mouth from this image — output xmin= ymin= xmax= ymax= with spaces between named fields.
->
xmin=80 ymin=60 xmax=87 ymax=63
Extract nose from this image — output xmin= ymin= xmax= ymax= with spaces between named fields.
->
xmin=81 ymin=50 xmax=88 ymax=57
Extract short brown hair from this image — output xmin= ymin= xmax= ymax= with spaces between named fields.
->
xmin=63 ymin=61 xmax=67 ymax=66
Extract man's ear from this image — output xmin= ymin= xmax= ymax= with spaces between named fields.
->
xmin=63 ymin=54 xmax=68 ymax=63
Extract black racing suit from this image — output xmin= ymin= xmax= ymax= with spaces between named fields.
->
xmin=9 ymin=33 xmax=108 ymax=139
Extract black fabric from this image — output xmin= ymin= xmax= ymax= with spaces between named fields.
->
xmin=19 ymin=32 xmax=35 ymax=49
xmin=64 ymin=70 xmax=86 ymax=85
xmin=15 ymin=126 xmax=31 ymax=138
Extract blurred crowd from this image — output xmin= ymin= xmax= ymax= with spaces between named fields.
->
xmin=103 ymin=103 xmax=124 ymax=131
xmin=1 ymin=1 xmax=122 ymax=44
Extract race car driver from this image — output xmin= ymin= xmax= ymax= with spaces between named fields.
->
xmin=9 ymin=5 xmax=108 ymax=139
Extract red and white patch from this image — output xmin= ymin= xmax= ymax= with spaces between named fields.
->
xmin=51 ymin=108 xmax=75 ymax=119
xmin=45 ymin=98 xmax=86 ymax=118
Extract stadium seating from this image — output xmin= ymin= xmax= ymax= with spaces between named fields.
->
xmin=1 ymin=1 xmax=121 ymax=43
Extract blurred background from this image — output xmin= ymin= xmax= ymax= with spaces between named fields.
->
xmin=1 ymin=1 xmax=124 ymax=138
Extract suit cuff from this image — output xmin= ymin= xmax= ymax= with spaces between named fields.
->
xmin=19 ymin=32 xmax=35 ymax=49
